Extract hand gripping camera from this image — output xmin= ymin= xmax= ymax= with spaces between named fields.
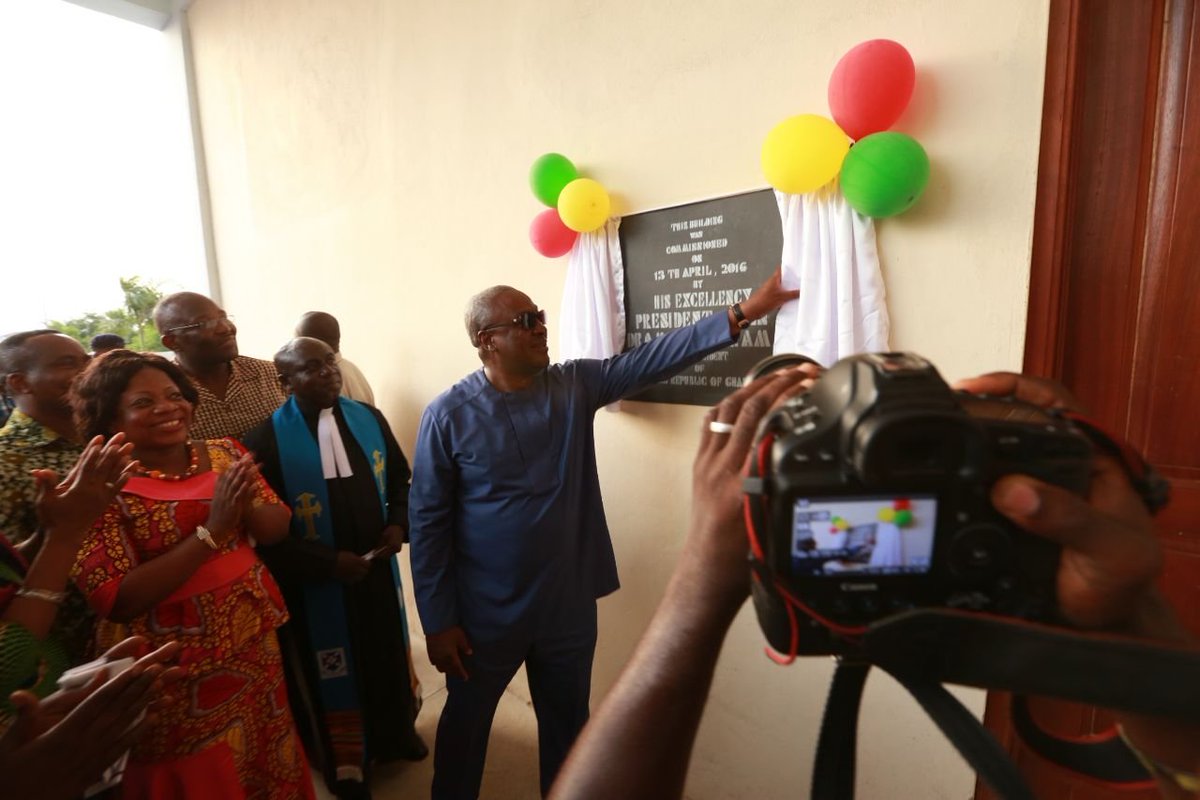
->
xmin=740 ymin=353 xmax=1199 ymax=798
xmin=742 ymin=352 xmax=1094 ymax=657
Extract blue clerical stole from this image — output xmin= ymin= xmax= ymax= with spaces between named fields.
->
xmin=272 ymin=396 xmax=391 ymax=754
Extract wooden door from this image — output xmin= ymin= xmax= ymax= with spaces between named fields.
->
xmin=979 ymin=0 xmax=1200 ymax=797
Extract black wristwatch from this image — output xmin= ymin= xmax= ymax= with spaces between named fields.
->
xmin=729 ymin=302 xmax=751 ymax=330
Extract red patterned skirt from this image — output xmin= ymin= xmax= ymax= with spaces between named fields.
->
xmin=117 ymin=631 xmax=313 ymax=800
xmin=91 ymin=560 xmax=314 ymax=800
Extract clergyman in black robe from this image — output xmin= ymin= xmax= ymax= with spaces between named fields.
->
xmin=244 ymin=337 xmax=425 ymax=800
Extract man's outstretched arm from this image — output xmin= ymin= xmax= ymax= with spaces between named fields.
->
xmin=590 ymin=267 xmax=800 ymax=407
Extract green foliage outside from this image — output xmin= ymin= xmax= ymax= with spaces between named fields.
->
xmin=48 ymin=276 xmax=166 ymax=352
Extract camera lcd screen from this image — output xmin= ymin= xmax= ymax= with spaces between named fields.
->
xmin=790 ymin=495 xmax=937 ymax=577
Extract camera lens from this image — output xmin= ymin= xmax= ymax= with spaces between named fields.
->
xmin=744 ymin=352 xmax=822 ymax=383
xmin=948 ymin=524 xmax=1011 ymax=579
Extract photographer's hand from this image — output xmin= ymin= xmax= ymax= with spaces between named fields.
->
xmin=958 ymin=371 xmax=1198 ymax=796
xmin=991 ymin=462 xmax=1198 ymax=797
xmin=955 ymin=372 xmax=1175 ymax=633
xmin=954 ymin=371 xmax=1085 ymax=413
xmin=550 ymin=365 xmax=818 ymax=800
xmin=683 ymin=364 xmax=822 ymax=613
xmin=991 ymin=458 xmax=1165 ymax=632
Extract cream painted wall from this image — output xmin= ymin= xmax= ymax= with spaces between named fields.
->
xmin=187 ymin=1 xmax=1050 ymax=797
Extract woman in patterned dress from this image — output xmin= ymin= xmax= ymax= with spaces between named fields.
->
xmin=70 ymin=350 xmax=314 ymax=799
xmin=0 ymin=434 xmax=185 ymax=800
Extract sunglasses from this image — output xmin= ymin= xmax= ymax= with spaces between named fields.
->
xmin=164 ymin=314 xmax=235 ymax=334
xmin=478 ymin=309 xmax=547 ymax=336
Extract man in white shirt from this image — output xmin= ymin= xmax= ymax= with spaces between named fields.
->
xmin=295 ymin=311 xmax=376 ymax=406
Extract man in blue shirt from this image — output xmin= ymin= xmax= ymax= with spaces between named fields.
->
xmin=409 ymin=272 xmax=797 ymax=799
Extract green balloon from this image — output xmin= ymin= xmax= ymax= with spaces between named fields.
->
xmin=839 ymin=132 xmax=930 ymax=218
xmin=530 ymin=153 xmax=579 ymax=207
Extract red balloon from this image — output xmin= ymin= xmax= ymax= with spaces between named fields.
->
xmin=828 ymin=39 xmax=915 ymax=141
xmin=529 ymin=208 xmax=578 ymax=258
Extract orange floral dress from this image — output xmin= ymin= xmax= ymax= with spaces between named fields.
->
xmin=73 ymin=438 xmax=314 ymax=800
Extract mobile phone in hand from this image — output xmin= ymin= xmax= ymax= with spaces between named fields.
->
xmin=57 ymin=656 xmax=135 ymax=690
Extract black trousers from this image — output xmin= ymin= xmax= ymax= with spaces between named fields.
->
xmin=431 ymin=603 xmax=597 ymax=799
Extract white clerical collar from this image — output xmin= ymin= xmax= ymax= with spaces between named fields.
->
xmin=317 ymin=406 xmax=353 ymax=479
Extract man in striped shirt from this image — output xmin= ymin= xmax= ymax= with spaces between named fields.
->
xmin=154 ymin=292 xmax=285 ymax=441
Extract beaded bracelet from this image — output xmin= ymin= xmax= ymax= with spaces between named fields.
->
xmin=15 ymin=587 xmax=67 ymax=604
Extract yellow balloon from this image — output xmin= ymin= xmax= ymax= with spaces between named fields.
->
xmin=877 ymin=508 xmax=896 ymax=523
xmin=557 ymin=178 xmax=611 ymax=233
xmin=761 ymin=114 xmax=850 ymax=194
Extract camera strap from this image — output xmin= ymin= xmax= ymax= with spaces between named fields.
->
xmin=811 ymin=660 xmax=868 ymax=799
xmin=814 ymin=659 xmax=1036 ymax=800
xmin=1007 ymin=695 xmax=1151 ymax=784
xmin=861 ymin=609 xmax=1200 ymax=720
xmin=810 ymin=608 xmax=1200 ymax=799
xmin=1062 ymin=412 xmax=1171 ymax=514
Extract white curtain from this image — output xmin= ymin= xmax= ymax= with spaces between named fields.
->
xmin=559 ymin=217 xmax=626 ymax=412
xmin=560 ymin=217 xmax=625 ymax=362
xmin=773 ymin=183 xmax=890 ymax=367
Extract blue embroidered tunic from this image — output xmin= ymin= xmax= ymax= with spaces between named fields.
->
xmin=409 ymin=312 xmax=736 ymax=641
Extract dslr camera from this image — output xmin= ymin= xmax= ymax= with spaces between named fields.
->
xmin=745 ymin=352 xmax=1094 ymax=656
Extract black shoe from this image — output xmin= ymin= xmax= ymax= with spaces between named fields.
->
xmin=375 ymin=732 xmax=430 ymax=763
xmin=332 ymin=779 xmax=373 ymax=800
xmin=397 ymin=733 xmax=429 ymax=761
xmin=331 ymin=777 xmax=372 ymax=796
